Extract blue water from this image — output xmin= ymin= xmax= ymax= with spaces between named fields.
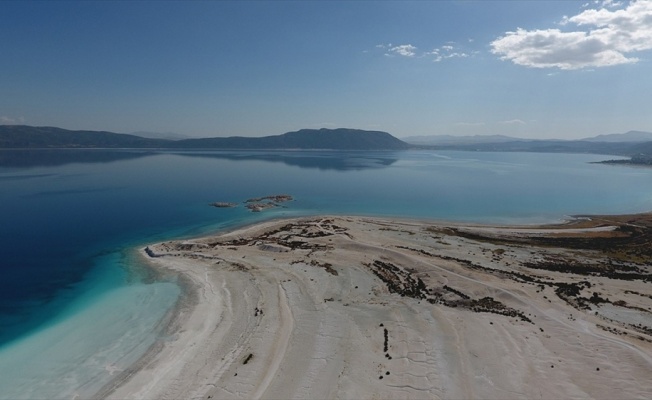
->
xmin=0 ymin=149 xmax=651 ymax=397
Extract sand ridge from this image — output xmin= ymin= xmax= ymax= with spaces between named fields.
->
xmin=103 ymin=215 xmax=652 ymax=399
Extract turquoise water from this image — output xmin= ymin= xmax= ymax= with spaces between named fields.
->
xmin=0 ymin=149 xmax=651 ymax=398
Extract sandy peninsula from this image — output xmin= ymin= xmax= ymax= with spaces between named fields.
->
xmin=99 ymin=214 xmax=652 ymax=399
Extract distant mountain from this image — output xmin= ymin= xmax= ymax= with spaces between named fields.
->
xmin=130 ymin=131 xmax=189 ymax=140
xmin=402 ymin=134 xmax=521 ymax=146
xmin=403 ymin=130 xmax=652 ymax=160
xmin=581 ymin=130 xmax=652 ymax=143
xmin=174 ymin=128 xmax=409 ymax=150
xmin=0 ymin=126 xmax=409 ymax=150
xmin=0 ymin=125 xmax=169 ymax=148
xmin=429 ymin=139 xmax=642 ymax=155
xmin=4 ymin=125 xmax=651 ymax=163
xmin=404 ymin=130 xmax=652 ymax=146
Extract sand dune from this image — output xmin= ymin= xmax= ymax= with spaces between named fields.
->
xmin=101 ymin=215 xmax=652 ymax=399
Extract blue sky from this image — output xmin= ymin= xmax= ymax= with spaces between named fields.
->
xmin=1 ymin=0 xmax=651 ymax=139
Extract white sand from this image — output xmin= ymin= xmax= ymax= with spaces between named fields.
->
xmin=100 ymin=216 xmax=652 ymax=399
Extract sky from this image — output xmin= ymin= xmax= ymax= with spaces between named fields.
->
xmin=1 ymin=0 xmax=651 ymax=139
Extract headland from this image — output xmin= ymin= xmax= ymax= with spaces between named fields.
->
xmin=100 ymin=214 xmax=652 ymax=399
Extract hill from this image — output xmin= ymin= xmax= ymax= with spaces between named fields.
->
xmin=174 ymin=128 xmax=409 ymax=150
xmin=130 ymin=131 xmax=190 ymax=140
xmin=427 ymin=139 xmax=640 ymax=155
xmin=402 ymin=134 xmax=521 ymax=146
xmin=581 ymin=130 xmax=652 ymax=143
xmin=0 ymin=126 xmax=409 ymax=150
xmin=0 ymin=125 xmax=169 ymax=148
xmin=421 ymin=137 xmax=652 ymax=166
xmin=404 ymin=131 xmax=652 ymax=146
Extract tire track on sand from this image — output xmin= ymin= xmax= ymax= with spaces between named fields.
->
xmin=251 ymin=282 xmax=294 ymax=400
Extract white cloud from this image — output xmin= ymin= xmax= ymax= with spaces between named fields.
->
xmin=598 ymin=0 xmax=624 ymax=8
xmin=393 ymin=44 xmax=417 ymax=57
xmin=375 ymin=42 xmax=472 ymax=63
xmin=491 ymin=0 xmax=652 ymax=69
xmin=428 ymin=45 xmax=470 ymax=62
xmin=583 ymin=0 xmax=625 ymax=8
xmin=445 ymin=52 xmax=469 ymax=60
xmin=500 ymin=119 xmax=526 ymax=125
xmin=385 ymin=44 xmax=418 ymax=57
xmin=0 ymin=116 xmax=25 ymax=124
xmin=455 ymin=122 xmax=486 ymax=127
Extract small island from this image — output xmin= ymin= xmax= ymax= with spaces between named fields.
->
xmin=209 ymin=202 xmax=239 ymax=208
xmin=245 ymin=194 xmax=293 ymax=212
xmin=210 ymin=194 xmax=294 ymax=212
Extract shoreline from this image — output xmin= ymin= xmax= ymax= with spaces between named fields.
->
xmin=93 ymin=250 xmax=198 ymax=399
xmin=101 ymin=213 xmax=652 ymax=399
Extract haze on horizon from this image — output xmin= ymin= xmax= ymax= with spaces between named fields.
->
xmin=1 ymin=0 xmax=651 ymax=140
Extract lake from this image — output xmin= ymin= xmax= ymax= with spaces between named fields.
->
xmin=0 ymin=149 xmax=651 ymax=398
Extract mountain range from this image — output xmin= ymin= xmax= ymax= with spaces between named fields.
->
xmin=1 ymin=126 xmax=651 ymax=164
xmin=0 ymin=126 xmax=410 ymax=150
xmin=580 ymin=130 xmax=652 ymax=143
xmin=402 ymin=134 xmax=521 ymax=146
xmin=403 ymin=130 xmax=652 ymax=163
xmin=402 ymin=130 xmax=652 ymax=146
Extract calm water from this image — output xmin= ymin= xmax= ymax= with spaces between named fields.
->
xmin=0 ymin=149 xmax=651 ymax=398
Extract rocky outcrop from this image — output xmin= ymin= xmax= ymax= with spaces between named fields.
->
xmin=210 ymin=194 xmax=294 ymax=213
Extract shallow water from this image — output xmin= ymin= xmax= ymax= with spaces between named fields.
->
xmin=0 ymin=250 xmax=180 ymax=399
xmin=0 ymin=149 xmax=651 ymax=397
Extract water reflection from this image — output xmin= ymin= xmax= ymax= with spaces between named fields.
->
xmin=0 ymin=149 xmax=156 ymax=169
xmin=0 ymin=149 xmax=401 ymax=171
xmin=172 ymin=150 xmax=400 ymax=171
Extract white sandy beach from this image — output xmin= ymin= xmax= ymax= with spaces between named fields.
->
xmin=99 ymin=216 xmax=652 ymax=399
